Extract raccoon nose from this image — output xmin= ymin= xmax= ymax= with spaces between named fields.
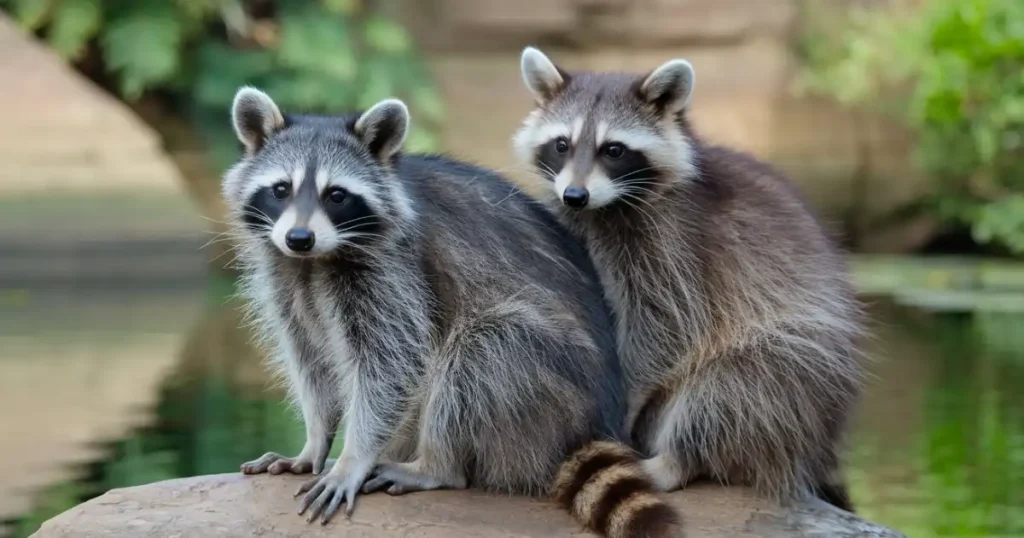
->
xmin=285 ymin=228 xmax=315 ymax=252
xmin=562 ymin=187 xmax=590 ymax=208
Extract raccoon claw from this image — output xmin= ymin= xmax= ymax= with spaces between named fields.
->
xmin=296 ymin=464 xmax=370 ymax=524
xmin=240 ymin=452 xmax=313 ymax=475
xmin=362 ymin=461 xmax=459 ymax=496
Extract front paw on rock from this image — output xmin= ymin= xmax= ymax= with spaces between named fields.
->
xmin=240 ymin=452 xmax=313 ymax=475
xmin=294 ymin=469 xmax=367 ymax=524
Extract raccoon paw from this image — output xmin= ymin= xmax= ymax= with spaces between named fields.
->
xmin=240 ymin=452 xmax=314 ymax=475
xmin=294 ymin=457 xmax=373 ymax=524
xmin=362 ymin=460 xmax=466 ymax=496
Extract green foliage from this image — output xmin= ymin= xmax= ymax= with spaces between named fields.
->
xmin=797 ymin=0 xmax=1024 ymax=255
xmin=1 ymin=0 xmax=442 ymax=164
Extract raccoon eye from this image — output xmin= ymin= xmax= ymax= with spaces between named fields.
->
xmin=326 ymin=187 xmax=347 ymax=204
xmin=554 ymin=137 xmax=570 ymax=155
xmin=602 ymin=143 xmax=626 ymax=160
xmin=272 ymin=182 xmax=291 ymax=200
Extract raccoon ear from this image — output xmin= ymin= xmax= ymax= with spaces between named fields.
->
xmin=521 ymin=47 xmax=569 ymax=104
xmin=354 ymin=98 xmax=409 ymax=161
xmin=639 ymin=59 xmax=695 ymax=113
xmin=231 ymin=87 xmax=285 ymax=155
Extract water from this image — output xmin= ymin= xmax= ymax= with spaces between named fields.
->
xmin=1 ymin=282 xmax=1022 ymax=538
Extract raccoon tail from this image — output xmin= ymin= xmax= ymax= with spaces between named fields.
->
xmin=552 ymin=441 xmax=683 ymax=538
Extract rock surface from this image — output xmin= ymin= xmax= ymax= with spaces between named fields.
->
xmin=32 ymin=473 xmax=905 ymax=537
xmin=0 ymin=14 xmax=189 ymax=195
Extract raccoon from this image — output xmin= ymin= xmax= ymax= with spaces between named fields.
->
xmin=512 ymin=47 xmax=866 ymax=511
xmin=222 ymin=87 xmax=682 ymax=537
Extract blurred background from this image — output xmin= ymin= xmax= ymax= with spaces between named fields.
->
xmin=0 ymin=0 xmax=1021 ymax=536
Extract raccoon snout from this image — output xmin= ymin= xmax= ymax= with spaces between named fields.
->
xmin=562 ymin=187 xmax=590 ymax=209
xmin=285 ymin=228 xmax=316 ymax=252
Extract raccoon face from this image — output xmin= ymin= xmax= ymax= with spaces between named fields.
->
xmin=222 ymin=87 xmax=413 ymax=259
xmin=513 ymin=47 xmax=698 ymax=210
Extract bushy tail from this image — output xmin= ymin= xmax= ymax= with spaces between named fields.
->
xmin=552 ymin=441 xmax=682 ymax=538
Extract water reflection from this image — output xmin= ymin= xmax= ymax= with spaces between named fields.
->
xmin=1 ymin=288 xmax=1023 ymax=538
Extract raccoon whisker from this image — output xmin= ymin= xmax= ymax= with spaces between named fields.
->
xmin=208 ymin=246 xmax=245 ymax=266
xmin=483 ymin=185 xmax=525 ymax=208
xmin=200 ymin=236 xmax=240 ymax=249
xmin=619 ymin=183 xmax=668 ymax=203
xmin=608 ymin=165 xmax=677 ymax=183
xmin=339 ymin=231 xmax=390 ymax=243
xmin=536 ymin=162 xmax=559 ymax=180
xmin=338 ymin=241 xmax=379 ymax=258
xmin=335 ymin=215 xmax=380 ymax=229
xmin=199 ymin=215 xmax=238 ymax=227
xmin=617 ymin=194 xmax=664 ymax=232
xmin=617 ymin=189 xmax=683 ymax=236
xmin=200 ymin=228 xmax=269 ymax=251
xmin=335 ymin=227 xmax=387 ymax=239
xmin=242 ymin=207 xmax=278 ymax=227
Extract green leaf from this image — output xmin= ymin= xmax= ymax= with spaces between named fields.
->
xmin=410 ymin=85 xmax=444 ymax=123
xmin=263 ymin=72 xmax=355 ymax=112
xmin=357 ymin=70 xmax=394 ymax=110
xmin=278 ymin=8 xmax=356 ymax=81
xmin=47 ymin=0 xmax=102 ymax=60
xmin=405 ymin=126 xmax=439 ymax=153
xmin=193 ymin=41 xmax=275 ymax=108
xmin=364 ymin=15 xmax=412 ymax=54
xmin=12 ymin=0 xmax=55 ymax=30
xmin=171 ymin=0 xmax=221 ymax=20
xmin=101 ymin=6 xmax=184 ymax=99
xmin=322 ymin=0 xmax=358 ymax=14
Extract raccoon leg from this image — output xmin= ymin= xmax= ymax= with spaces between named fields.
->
xmin=295 ymin=354 xmax=417 ymax=524
xmin=649 ymin=337 xmax=858 ymax=503
xmin=362 ymin=356 xmax=471 ymax=496
xmin=242 ymin=340 xmax=339 ymax=476
xmin=640 ymin=452 xmax=690 ymax=492
xmin=361 ymin=458 xmax=467 ymax=496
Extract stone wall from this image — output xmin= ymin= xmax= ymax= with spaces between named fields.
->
xmin=0 ymin=15 xmax=187 ymax=196
xmin=397 ymin=0 xmax=931 ymax=252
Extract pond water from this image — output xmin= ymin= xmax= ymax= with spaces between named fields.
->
xmin=1 ymin=280 xmax=1022 ymax=538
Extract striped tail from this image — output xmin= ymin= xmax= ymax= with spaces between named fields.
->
xmin=552 ymin=441 xmax=683 ymax=538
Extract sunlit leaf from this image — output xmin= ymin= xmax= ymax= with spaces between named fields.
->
xmin=364 ymin=15 xmax=411 ymax=54
xmin=47 ymin=0 xmax=102 ymax=60
xmin=12 ymin=0 xmax=55 ymax=30
xmin=101 ymin=6 xmax=184 ymax=99
xmin=357 ymin=70 xmax=394 ymax=110
xmin=323 ymin=0 xmax=358 ymax=15
xmin=798 ymin=0 xmax=1024 ymax=255
xmin=411 ymin=85 xmax=445 ymax=123
xmin=405 ymin=126 xmax=439 ymax=153
xmin=278 ymin=8 xmax=356 ymax=81
xmin=193 ymin=41 xmax=275 ymax=107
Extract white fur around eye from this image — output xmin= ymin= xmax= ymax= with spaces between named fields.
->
xmin=512 ymin=117 xmax=572 ymax=169
xmin=602 ymin=127 xmax=698 ymax=182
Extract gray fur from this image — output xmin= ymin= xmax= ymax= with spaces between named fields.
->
xmin=513 ymin=48 xmax=866 ymax=510
xmin=222 ymin=90 xmax=630 ymax=524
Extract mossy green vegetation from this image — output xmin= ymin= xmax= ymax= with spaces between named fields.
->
xmin=798 ymin=0 xmax=1024 ymax=256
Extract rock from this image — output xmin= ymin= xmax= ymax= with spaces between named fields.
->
xmin=0 ymin=13 xmax=190 ymax=196
xmin=31 ymin=473 xmax=904 ymax=538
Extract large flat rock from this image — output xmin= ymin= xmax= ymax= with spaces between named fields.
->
xmin=31 ymin=473 xmax=904 ymax=537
